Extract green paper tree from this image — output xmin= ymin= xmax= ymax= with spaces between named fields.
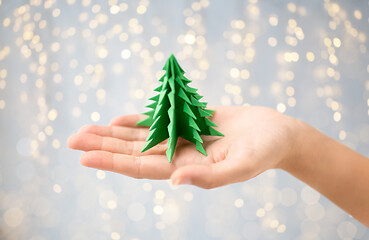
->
xmin=137 ymin=54 xmax=224 ymax=162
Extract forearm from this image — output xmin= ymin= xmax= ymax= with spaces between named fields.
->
xmin=282 ymin=120 xmax=369 ymax=227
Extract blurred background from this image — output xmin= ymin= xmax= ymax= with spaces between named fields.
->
xmin=1 ymin=0 xmax=369 ymax=239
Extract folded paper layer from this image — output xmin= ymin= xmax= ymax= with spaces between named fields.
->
xmin=137 ymin=54 xmax=224 ymax=162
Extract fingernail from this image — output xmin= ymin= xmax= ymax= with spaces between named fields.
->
xmin=172 ymin=178 xmax=192 ymax=185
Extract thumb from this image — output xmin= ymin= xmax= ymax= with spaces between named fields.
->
xmin=170 ymin=162 xmax=234 ymax=189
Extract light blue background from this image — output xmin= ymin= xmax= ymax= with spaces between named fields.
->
xmin=0 ymin=0 xmax=368 ymax=239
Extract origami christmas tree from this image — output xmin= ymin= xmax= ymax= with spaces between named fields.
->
xmin=137 ymin=54 xmax=224 ymax=162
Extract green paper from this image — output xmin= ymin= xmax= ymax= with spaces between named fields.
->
xmin=137 ymin=54 xmax=224 ymax=162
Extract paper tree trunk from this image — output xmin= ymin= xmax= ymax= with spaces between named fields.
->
xmin=137 ymin=54 xmax=224 ymax=162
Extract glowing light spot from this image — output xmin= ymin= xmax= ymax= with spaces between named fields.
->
xmin=96 ymin=46 xmax=108 ymax=59
xmin=301 ymin=186 xmax=320 ymax=204
xmin=53 ymin=184 xmax=62 ymax=193
xmin=287 ymin=3 xmax=296 ymax=12
xmin=0 ymin=46 xmax=11 ymax=60
xmin=281 ymin=188 xmax=297 ymax=206
xmin=247 ymin=4 xmax=260 ymax=16
xmin=107 ymin=200 xmax=117 ymax=209
xmin=111 ymin=232 xmax=120 ymax=240
xmin=110 ymin=5 xmax=120 ymax=14
xmin=133 ymin=89 xmax=144 ymax=99
xmin=285 ymin=36 xmax=297 ymax=46
xmin=286 ymin=71 xmax=295 ymax=81
xmin=270 ymin=219 xmax=279 ymax=228
xmin=184 ymin=33 xmax=196 ymax=45
xmin=268 ymin=37 xmax=277 ymax=47
xmin=74 ymin=75 xmax=83 ymax=86
xmin=0 ymin=69 xmax=7 ymax=78
xmin=231 ymin=20 xmax=245 ymax=29
xmin=283 ymin=52 xmax=292 ymax=62
xmin=142 ymin=183 xmax=152 ymax=192
xmin=137 ymin=5 xmax=147 ymax=14
xmin=78 ymin=93 xmax=86 ymax=103
xmin=326 ymin=67 xmax=335 ymax=77
xmin=0 ymin=100 xmax=6 ymax=109
xmin=333 ymin=112 xmax=341 ymax=122
xmin=17 ymin=138 xmax=38 ymax=156
xmin=277 ymin=103 xmax=286 ymax=113
xmin=324 ymin=38 xmax=332 ymax=47
xmin=333 ymin=38 xmax=341 ymax=48
xmin=256 ymin=208 xmax=266 ymax=217
xmin=265 ymin=202 xmax=274 ymax=211
xmin=3 ymin=208 xmax=24 ymax=227
xmin=329 ymin=54 xmax=338 ymax=65
xmin=288 ymin=19 xmax=297 ymax=28
xmin=331 ymin=101 xmax=339 ymax=111
xmin=96 ymin=170 xmax=106 ymax=179
xmin=155 ymin=190 xmax=165 ymax=199
xmin=277 ymin=224 xmax=286 ymax=233
xmin=127 ymin=202 xmax=146 ymax=222
xmin=250 ymin=85 xmax=260 ymax=98
xmin=153 ymin=205 xmax=164 ymax=215
xmin=286 ymin=86 xmax=295 ymax=96
xmin=240 ymin=69 xmax=250 ymax=79
xmin=91 ymin=112 xmax=100 ymax=122
xmin=184 ymin=192 xmax=193 ymax=202
xmin=290 ymin=52 xmax=299 ymax=62
xmin=329 ymin=21 xmax=337 ymax=30
xmin=150 ymin=36 xmax=160 ymax=46
xmin=234 ymin=198 xmax=244 ymax=208
xmin=339 ymin=130 xmax=346 ymax=140
xmin=337 ymin=221 xmax=358 ymax=239
xmin=288 ymin=97 xmax=296 ymax=107
xmin=120 ymin=3 xmax=128 ymax=12
xmin=48 ymin=109 xmax=58 ymax=121
xmin=45 ymin=126 xmax=53 ymax=136
xmin=269 ymin=15 xmax=278 ymax=26
xmin=52 ymin=8 xmax=61 ymax=17
xmin=96 ymin=89 xmax=106 ymax=99
xmin=192 ymin=2 xmax=201 ymax=11
xmin=0 ymin=80 xmax=6 ymax=89
xmin=306 ymin=51 xmax=315 ymax=62
xmin=23 ymin=31 xmax=34 ymax=40
xmin=52 ymin=139 xmax=60 ymax=149
xmin=353 ymin=10 xmax=362 ymax=20
xmin=121 ymin=49 xmax=131 ymax=59
xmin=305 ymin=203 xmax=325 ymax=221
xmin=2 ymin=17 xmax=10 ymax=27
xmin=230 ymin=68 xmax=240 ymax=78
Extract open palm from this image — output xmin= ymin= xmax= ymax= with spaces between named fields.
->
xmin=68 ymin=106 xmax=296 ymax=189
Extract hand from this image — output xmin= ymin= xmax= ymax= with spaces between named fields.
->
xmin=68 ymin=106 xmax=299 ymax=189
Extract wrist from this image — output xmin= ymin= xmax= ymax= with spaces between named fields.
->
xmin=276 ymin=117 xmax=318 ymax=173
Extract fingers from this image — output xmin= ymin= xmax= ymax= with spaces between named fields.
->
xmin=68 ymin=133 xmax=167 ymax=156
xmin=170 ymin=156 xmax=249 ymax=189
xmin=110 ymin=114 xmax=148 ymax=128
xmin=81 ymin=151 xmax=174 ymax=179
xmin=78 ymin=124 xmax=149 ymax=141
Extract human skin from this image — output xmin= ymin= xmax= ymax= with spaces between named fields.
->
xmin=68 ymin=106 xmax=369 ymax=227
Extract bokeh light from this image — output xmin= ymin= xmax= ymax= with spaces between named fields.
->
xmin=0 ymin=0 xmax=368 ymax=239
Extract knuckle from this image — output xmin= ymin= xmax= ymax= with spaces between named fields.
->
xmin=110 ymin=116 xmax=121 ymax=125
xmin=203 ymin=183 xmax=214 ymax=189
xmin=130 ymin=141 xmax=136 ymax=155
xmin=134 ymin=156 xmax=142 ymax=179
xmin=203 ymin=179 xmax=219 ymax=189
xmin=79 ymin=124 xmax=96 ymax=133
xmin=111 ymin=153 xmax=116 ymax=171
